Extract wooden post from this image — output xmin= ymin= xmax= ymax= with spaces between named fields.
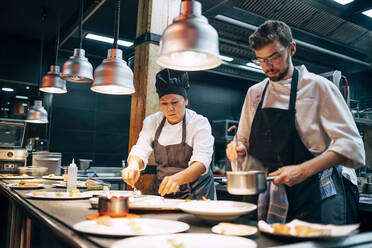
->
xmin=128 ymin=0 xmax=181 ymax=193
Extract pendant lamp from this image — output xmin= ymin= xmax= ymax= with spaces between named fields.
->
xmin=61 ymin=0 xmax=93 ymax=83
xmin=156 ymin=0 xmax=221 ymax=71
xmin=90 ymin=0 xmax=135 ymax=95
xmin=26 ymin=9 xmax=48 ymax=124
xmin=40 ymin=9 xmax=67 ymax=94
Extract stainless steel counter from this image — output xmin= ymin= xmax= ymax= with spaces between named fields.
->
xmin=1 ymin=179 xmax=372 ymax=248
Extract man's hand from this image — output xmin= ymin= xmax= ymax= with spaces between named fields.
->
xmin=269 ymin=164 xmax=310 ymax=187
xmin=226 ymin=141 xmax=247 ymax=163
xmin=121 ymin=167 xmax=140 ymax=187
xmin=158 ymin=175 xmax=182 ymax=196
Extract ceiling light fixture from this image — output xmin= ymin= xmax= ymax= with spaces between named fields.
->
xmin=1 ymin=88 xmax=14 ymax=92
xmin=91 ymin=0 xmax=135 ymax=95
xmin=61 ymin=0 xmax=93 ymax=83
xmin=362 ymin=9 xmax=372 ymax=18
xmin=26 ymin=8 xmax=48 ymax=124
xmin=332 ymin=0 xmax=354 ymax=5
xmin=157 ymin=0 xmax=221 ymax=71
xmin=15 ymin=96 xmax=29 ymax=100
xmin=85 ymin=33 xmax=133 ymax=47
xmin=220 ymin=55 xmax=234 ymax=62
xmin=40 ymin=9 xmax=67 ymax=94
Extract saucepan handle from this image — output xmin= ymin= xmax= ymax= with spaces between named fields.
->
xmin=266 ymin=176 xmax=278 ymax=181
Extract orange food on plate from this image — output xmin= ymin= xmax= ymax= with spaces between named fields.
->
xmin=294 ymin=225 xmax=331 ymax=237
xmin=69 ymin=189 xmax=81 ymax=196
xmin=273 ymin=224 xmax=291 ymax=235
xmin=48 ymin=173 xmax=54 ymax=177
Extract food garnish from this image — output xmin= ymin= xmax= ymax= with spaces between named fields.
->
xmin=96 ymin=216 xmax=112 ymax=227
xmin=167 ymin=238 xmax=184 ymax=248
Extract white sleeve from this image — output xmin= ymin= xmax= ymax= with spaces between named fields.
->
xmin=127 ymin=116 xmax=157 ymax=168
xmin=318 ymin=80 xmax=365 ymax=168
xmin=188 ymin=117 xmax=214 ymax=175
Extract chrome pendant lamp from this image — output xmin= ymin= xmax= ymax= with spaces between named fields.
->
xmin=61 ymin=0 xmax=93 ymax=83
xmin=90 ymin=0 xmax=135 ymax=95
xmin=26 ymin=9 xmax=48 ymax=124
xmin=156 ymin=0 xmax=221 ymax=71
xmin=40 ymin=9 xmax=67 ymax=94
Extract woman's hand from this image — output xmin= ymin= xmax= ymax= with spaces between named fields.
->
xmin=158 ymin=174 xmax=182 ymax=196
xmin=226 ymin=141 xmax=247 ymax=163
xmin=121 ymin=167 xmax=140 ymax=187
xmin=269 ymin=164 xmax=310 ymax=187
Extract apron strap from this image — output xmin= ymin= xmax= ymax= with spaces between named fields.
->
xmin=289 ymin=68 xmax=299 ymax=112
xmin=257 ymin=68 xmax=299 ymax=112
xmin=181 ymin=112 xmax=186 ymax=145
xmin=154 ymin=117 xmax=167 ymax=142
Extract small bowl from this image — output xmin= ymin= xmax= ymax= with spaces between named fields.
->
xmin=98 ymin=196 xmax=129 ymax=217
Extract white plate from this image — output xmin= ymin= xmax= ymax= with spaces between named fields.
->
xmin=111 ymin=233 xmax=257 ymax=248
xmin=73 ymin=218 xmax=190 ymax=236
xmin=53 ymin=182 xmax=86 ymax=188
xmin=0 ymin=175 xmax=35 ymax=180
xmin=211 ymin=223 xmax=258 ymax=236
xmin=25 ymin=191 xmax=92 ymax=200
xmin=129 ymin=198 xmax=185 ymax=210
xmin=7 ymin=183 xmax=45 ymax=189
xmin=42 ymin=175 xmax=64 ymax=180
xmin=88 ymin=190 xmax=136 ymax=197
xmin=179 ymin=200 xmax=257 ymax=222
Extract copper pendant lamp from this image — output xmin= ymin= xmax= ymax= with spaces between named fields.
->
xmin=61 ymin=0 xmax=93 ymax=83
xmin=157 ymin=0 xmax=221 ymax=71
xmin=26 ymin=8 xmax=48 ymax=124
xmin=90 ymin=0 xmax=135 ymax=95
xmin=40 ymin=10 xmax=67 ymax=94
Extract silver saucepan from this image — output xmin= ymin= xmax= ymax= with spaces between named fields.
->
xmin=226 ymin=171 xmax=277 ymax=195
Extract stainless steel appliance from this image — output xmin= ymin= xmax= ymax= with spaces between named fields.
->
xmin=0 ymin=118 xmax=28 ymax=173
xmin=32 ymin=151 xmax=62 ymax=175
xmin=0 ymin=149 xmax=28 ymax=174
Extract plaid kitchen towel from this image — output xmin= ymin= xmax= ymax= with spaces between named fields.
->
xmin=257 ymin=182 xmax=288 ymax=224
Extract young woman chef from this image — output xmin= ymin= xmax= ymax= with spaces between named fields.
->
xmin=122 ymin=69 xmax=215 ymax=199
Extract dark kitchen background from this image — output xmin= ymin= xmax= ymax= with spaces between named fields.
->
xmin=1 ymin=0 xmax=371 ymax=167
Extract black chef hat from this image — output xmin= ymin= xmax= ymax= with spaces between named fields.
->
xmin=155 ymin=69 xmax=190 ymax=99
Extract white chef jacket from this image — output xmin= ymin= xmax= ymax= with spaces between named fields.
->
xmin=237 ymin=65 xmax=365 ymax=185
xmin=128 ymin=108 xmax=214 ymax=174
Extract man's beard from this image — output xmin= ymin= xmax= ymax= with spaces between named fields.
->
xmin=266 ymin=56 xmax=290 ymax=82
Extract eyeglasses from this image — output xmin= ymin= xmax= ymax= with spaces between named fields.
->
xmin=251 ymin=46 xmax=289 ymax=66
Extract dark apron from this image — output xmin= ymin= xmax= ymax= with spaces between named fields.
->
xmin=248 ymin=68 xmax=321 ymax=223
xmin=152 ymin=113 xmax=215 ymax=200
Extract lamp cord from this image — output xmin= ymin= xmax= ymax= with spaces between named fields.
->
xmin=79 ymin=0 xmax=83 ymax=49
xmin=39 ymin=8 xmax=46 ymax=98
xmin=113 ymin=0 xmax=120 ymax=49
xmin=55 ymin=10 xmax=61 ymax=65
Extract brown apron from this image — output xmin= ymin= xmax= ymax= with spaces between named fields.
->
xmin=152 ymin=113 xmax=215 ymax=199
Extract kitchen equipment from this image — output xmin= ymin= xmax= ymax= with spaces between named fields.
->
xmin=32 ymin=151 xmax=62 ymax=175
xmin=98 ymin=196 xmax=129 ymax=217
xmin=17 ymin=166 xmax=48 ymax=177
xmin=0 ymin=149 xmax=28 ymax=174
xmin=226 ymin=171 xmax=276 ymax=195
xmin=366 ymin=182 xmax=372 ymax=195
xmin=35 ymin=138 xmax=48 ymax=151
xmin=0 ymin=118 xmax=26 ymax=148
xmin=78 ymin=159 xmax=92 ymax=171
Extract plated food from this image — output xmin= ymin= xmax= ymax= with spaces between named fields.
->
xmin=211 ymin=222 xmax=257 ymax=236
xmin=25 ymin=190 xmax=92 ymax=200
xmin=258 ymin=219 xmax=359 ymax=239
xmin=0 ymin=174 xmax=34 ymax=179
xmin=42 ymin=174 xmax=64 ymax=180
xmin=73 ymin=218 xmax=190 ymax=236
xmin=111 ymin=233 xmax=257 ymax=248
xmin=7 ymin=180 xmax=44 ymax=189
xmin=53 ymin=181 xmax=87 ymax=188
